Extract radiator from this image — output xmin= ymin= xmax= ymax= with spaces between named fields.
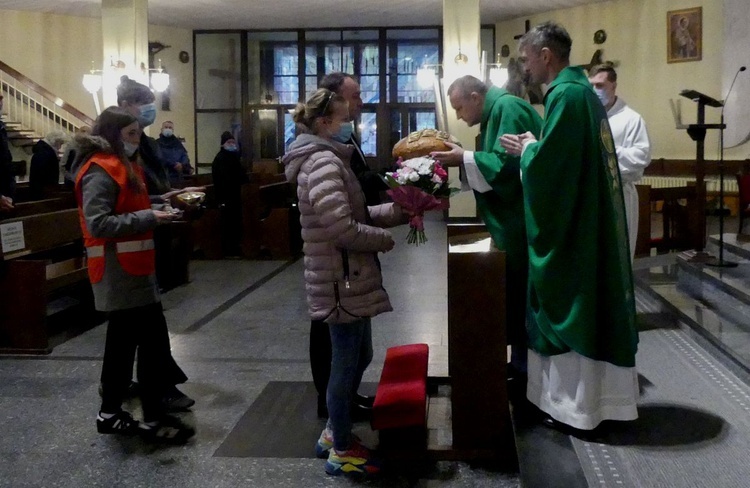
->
xmin=640 ymin=176 xmax=739 ymax=194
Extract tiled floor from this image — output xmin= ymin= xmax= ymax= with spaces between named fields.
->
xmin=0 ymin=214 xmax=520 ymax=487
xmin=2 ymin=212 xmax=750 ymax=487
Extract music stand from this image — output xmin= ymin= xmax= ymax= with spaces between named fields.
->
xmin=679 ymin=89 xmax=726 ymax=264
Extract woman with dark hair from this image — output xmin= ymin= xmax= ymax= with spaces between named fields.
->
xmin=74 ymin=106 xmax=195 ymax=443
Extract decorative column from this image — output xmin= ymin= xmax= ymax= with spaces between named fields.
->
xmin=442 ymin=0 xmax=480 ymax=217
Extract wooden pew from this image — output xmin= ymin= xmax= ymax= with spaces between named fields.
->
xmin=0 ymin=208 xmax=100 ymax=354
xmin=635 ymin=184 xmax=702 ymax=256
xmin=240 ymin=174 xmax=301 ymax=259
xmin=0 ymin=194 xmax=76 ymax=221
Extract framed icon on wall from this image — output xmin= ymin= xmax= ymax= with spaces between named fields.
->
xmin=667 ymin=7 xmax=702 ymax=63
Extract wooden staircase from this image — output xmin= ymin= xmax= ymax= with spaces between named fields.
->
xmin=4 ymin=122 xmax=39 ymax=148
xmin=1 ymin=60 xmax=94 ymax=150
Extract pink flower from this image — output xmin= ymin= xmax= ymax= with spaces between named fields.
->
xmin=433 ymin=163 xmax=447 ymax=181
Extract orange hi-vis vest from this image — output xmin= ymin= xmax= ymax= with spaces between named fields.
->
xmin=75 ymin=152 xmax=155 ymax=284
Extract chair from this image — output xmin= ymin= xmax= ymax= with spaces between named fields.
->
xmin=737 ymin=174 xmax=750 ymax=234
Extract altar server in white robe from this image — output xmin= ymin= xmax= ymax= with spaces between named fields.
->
xmin=589 ymin=64 xmax=652 ymax=261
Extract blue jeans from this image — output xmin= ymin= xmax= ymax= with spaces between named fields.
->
xmin=326 ymin=317 xmax=372 ymax=451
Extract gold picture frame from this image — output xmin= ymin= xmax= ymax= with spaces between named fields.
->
xmin=667 ymin=7 xmax=702 ymax=63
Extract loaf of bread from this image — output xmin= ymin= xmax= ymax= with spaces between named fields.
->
xmin=392 ymin=129 xmax=461 ymax=160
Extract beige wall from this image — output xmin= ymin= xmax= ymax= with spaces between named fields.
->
xmin=497 ymin=0 xmax=746 ymax=161
xmin=0 ymin=9 xmax=195 ymax=163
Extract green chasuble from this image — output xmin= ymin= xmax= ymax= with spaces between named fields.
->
xmin=473 ymin=87 xmax=542 ymax=345
xmin=519 ymin=67 xmax=638 ymax=368
xmin=474 ymin=86 xmax=542 ymax=274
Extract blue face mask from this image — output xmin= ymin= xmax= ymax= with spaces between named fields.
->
xmin=123 ymin=141 xmax=139 ymax=157
xmin=332 ymin=122 xmax=353 ymax=143
xmin=138 ymin=103 xmax=157 ymax=127
xmin=223 ymin=143 xmax=238 ymax=152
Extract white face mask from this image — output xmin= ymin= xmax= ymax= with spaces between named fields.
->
xmin=594 ymin=87 xmax=612 ymax=107
xmin=161 ymin=128 xmax=174 ymax=138
xmin=123 ymin=141 xmax=139 ymax=157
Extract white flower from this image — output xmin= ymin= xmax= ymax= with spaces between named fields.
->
xmin=408 ymin=171 xmax=420 ymax=182
xmin=432 ymin=173 xmax=443 ymax=184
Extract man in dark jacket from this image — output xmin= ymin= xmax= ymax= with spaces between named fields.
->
xmin=320 ymin=72 xmax=387 ymax=206
xmin=29 ymin=130 xmax=69 ymax=199
xmin=116 ymin=75 xmax=195 ymax=411
xmin=156 ymin=121 xmax=193 ymax=186
xmin=309 ymin=73 xmax=387 ymax=418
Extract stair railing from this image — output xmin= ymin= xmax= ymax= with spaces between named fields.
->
xmin=0 ymin=60 xmax=95 ymax=138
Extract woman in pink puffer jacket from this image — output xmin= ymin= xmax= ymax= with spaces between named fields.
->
xmin=283 ymin=88 xmax=404 ymax=478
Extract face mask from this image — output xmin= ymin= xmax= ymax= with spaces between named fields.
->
xmin=161 ymin=128 xmax=174 ymax=138
xmin=123 ymin=141 xmax=139 ymax=157
xmin=594 ymin=87 xmax=611 ymax=107
xmin=331 ymin=122 xmax=353 ymax=143
xmin=223 ymin=143 xmax=238 ymax=152
xmin=138 ymin=103 xmax=157 ymax=127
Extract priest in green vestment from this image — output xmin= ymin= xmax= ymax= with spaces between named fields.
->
xmin=500 ymin=22 xmax=639 ymax=431
xmin=431 ymin=75 xmax=542 ymax=380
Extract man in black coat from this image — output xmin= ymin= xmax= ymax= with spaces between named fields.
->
xmin=320 ymin=72 xmax=388 ymax=206
xmin=29 ymin=131 xmax=69 ymax=199
xmin=211 ymin=131 xmax=249 ymax=256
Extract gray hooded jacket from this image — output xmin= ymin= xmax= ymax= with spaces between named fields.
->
xmin=74 ymin=135 xmax=160 ymax=312
xmin=283 ymin=133 xmax=404 ymax=323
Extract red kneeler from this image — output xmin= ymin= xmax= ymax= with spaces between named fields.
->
xmin=371 ymin=343 xmax=429 ymax=432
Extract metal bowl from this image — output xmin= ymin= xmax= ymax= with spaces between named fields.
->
xmin=176 ymin=191 xmax=205 ymax=205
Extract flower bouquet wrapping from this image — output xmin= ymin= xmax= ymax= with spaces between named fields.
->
xmin=383 ymin=156 xmax=460 ymax=245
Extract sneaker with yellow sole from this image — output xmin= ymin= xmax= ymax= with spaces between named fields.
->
xmin=324 ymin=441 xmax=381 ymax=478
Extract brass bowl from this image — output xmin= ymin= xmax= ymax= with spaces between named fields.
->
xmin=176 ymin=191 xmax=205 ymax=205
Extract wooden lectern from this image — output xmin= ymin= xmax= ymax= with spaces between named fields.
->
xmin=375 ymin=222 xmax=514 ymax=463
xmin=446 ymin=222 xmax=511 ymax=454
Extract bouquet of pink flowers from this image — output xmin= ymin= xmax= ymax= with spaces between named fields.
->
xmin=383 ymin=156 xmax=459 ymax=245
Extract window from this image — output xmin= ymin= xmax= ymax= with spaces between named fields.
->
xmin=195 ymin=33 xmax=242 ymax=109
xmin=387 ymin=29 xmax=440 ymax=104
xmin=193 ymin=27 xmax=489 ymax=168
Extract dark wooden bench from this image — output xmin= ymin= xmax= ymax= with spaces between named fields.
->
xmin=0 ymin=208 xmax=100 ymax=354
xmin=0 ymin=194 xmax=76 ymax=221
xmin=240 ymin=174 xmax=301 ymax=259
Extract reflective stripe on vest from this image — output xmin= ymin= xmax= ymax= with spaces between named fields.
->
xmin=87 ymin=245 xmax=104 ymax=258
xmin=116 ymin=239 xmax=155 ymax=253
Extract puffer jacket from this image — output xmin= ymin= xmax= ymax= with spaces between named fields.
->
xmin=283 ymin=133 xmax=403 ymax=324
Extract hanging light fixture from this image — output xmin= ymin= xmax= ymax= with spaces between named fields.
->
xmin=82 ymin=62 xmax=103 ymax=95
xmin=149 ymin=59 xmax=170 ymax=92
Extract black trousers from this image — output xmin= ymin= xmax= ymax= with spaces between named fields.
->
xmin=100 ymin=302 xmax=173 ymax=422
xmin=309 ymin=319 xmax=332 ymax=401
